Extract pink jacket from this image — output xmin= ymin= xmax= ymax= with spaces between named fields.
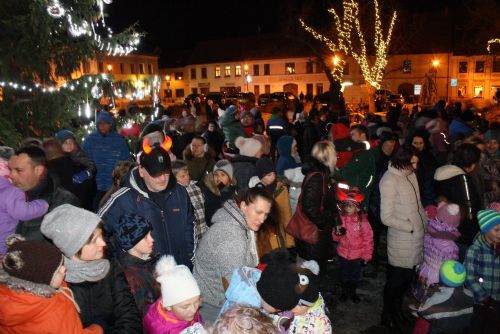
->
xmin=332 ymin=213 xmax=374 ymax=262
xmin=143 ymin=298 xmax=202 ymax=334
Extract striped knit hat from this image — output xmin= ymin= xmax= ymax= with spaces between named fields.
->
xmin=478 ymin=209 xmax=500 ymax=234
xmin=440 ymin=260 xmax=466 ymax=287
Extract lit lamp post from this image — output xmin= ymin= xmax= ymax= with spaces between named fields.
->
xmin=165 ymin=74 xmax=171 ymax=101
xmin=244 ymin=64 xmax=251 ymax=92
xmin=432 ymin=59 xmax=439 ymax=102
xmin=333 ymin=55 xmax=340 ymax=67
xmin=107 ymin=64 xmax=113 ymax=73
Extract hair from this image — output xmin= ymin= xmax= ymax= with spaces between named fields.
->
xmin=390 ymin=144 xmax=417 ymax=170
xmin=112 ymin=160 xmax=137 ymax=187
xmin=171 ymin=160 xmax=189 ymax=176
xmin=192 ymin=135 xmax=207 ymax=145
xmin=75 ymin=222 xmax=104 ymax=258
xmin=463 ymin=136 xmax=485 ymax=148
xmin=19 ymin=137 xmax=42 ymax=148
xmin=236 ymin=186 xmax=274 ymax=206
xmin=407 ymin=129 xmax=431 ymax=151
xmin=42 ymin=139 xmax=65 ymax=161
xmin=311 ymin=140 xmax=337 ymax=173
xmin=14 ymin=145 xmax=47 ymax=167
xmin=350 ymin=124 xmax=368 ymax=139
xmin=452 ymin=143 xmax=481 ymax=169
xmin=210 ymin=306 xmax=277 ymax=334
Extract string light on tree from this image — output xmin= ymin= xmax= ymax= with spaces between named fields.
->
xmin=487 ymin=38 xmax=500 ymax=53
xmin=46 ymin=0 xmax=65 ymax=18
xmin=91 ymin=84 xmax=103 ymax=99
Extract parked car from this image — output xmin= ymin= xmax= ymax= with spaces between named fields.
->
xmin=258 ymin=93 xmax=271 ymax=106
xmin=269 ymin=92 xmax=299 ymax=110
xmin=226 ymin=92 xmax=256 ymax=105
xmin=387 ymin=94 xmax=405 ymax=108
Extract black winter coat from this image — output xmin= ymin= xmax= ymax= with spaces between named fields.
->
xmin=231 ymin=155 xmax=258 ymax=192
xmin=201 ymin=174 xmax=237 ymax=226
xmin=68 ymin=261 xmax=142 ymax=334
xmin=295 ymin=159 xmax=338 ymax=266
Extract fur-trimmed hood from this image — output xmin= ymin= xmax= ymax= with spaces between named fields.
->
xmin=434 ymin=164 xmax=465 ymax=181
xmin=202 ymin=172 xmax=237 ymax=196
xmin=0 ymin=267 xmax=56 ymax=297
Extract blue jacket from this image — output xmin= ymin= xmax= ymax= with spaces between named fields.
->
xmin=82 ymin=119 xmax=131 ymax=191
xmin=276 ymin=135 xmax=301 ymax=175
xmin=449 ymin=119 xmax=472 ymax=143
xmin=99 ymin=168 xmax=196 ymax=269
xmin=219 ymin=267 xmax=262 ymax=316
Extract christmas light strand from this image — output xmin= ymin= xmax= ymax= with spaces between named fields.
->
xmin=487 ymin=38 xmax=500 ymax=53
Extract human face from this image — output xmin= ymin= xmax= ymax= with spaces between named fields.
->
xmin=175 ymin=169 xmax=191 ymax=187
xmin=344 ymin=201 xmax=358 ymax=215
xmin=168 ymin=295 xmax=201 ymax=322
xmin=61 ymin=139 xmax=77 ymax=153
xmin=410 ymin=155 xmax=419 ymax=171
xmin=241 ymin=115 xmax=253 ymax=127
xmin=350 ymin=129 xmax=361 ymax=142
xmin=139 ymin=166 xmax=170 ymax=192
xmin=261 ymin=172 xmax=276 ymax=186
xmin=98 ymin=122 xmax=112 ymax=135
xmin=129 ymin=231 xmax=154 ymax=258
xmin=381 ymin=140 xmax=396 ymax=156
xmin=213 ymin=170 xmax=230 ymax=187
xmin=485 ymin=225 xmax=500 ymax=245
xmin=190 ymin=138 xmax=206 ymax=158
xmin=77 ymin=228 xmax=106 ymax=261
xmin=486 ymin=139 xmax=499 ymax=156
xmin=240 ymin=197 xmax=272 ymax=232
xmin=411 ymin=136 xmax=425 ymax=152
xmin=50 ymin=265 xmax=66 ymax=289
xmin=8 ymin=154 xmax=45 ymax=191
xmin=208 ymin=123 xmax=216 ymax=132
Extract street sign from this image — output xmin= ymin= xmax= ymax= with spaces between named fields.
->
xmin=414 ymin=84 xmax=422 ymax=95
xmin=451 ymin=78 xmax=457 ymax=87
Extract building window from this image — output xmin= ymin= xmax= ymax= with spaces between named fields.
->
xmin=253 ymin=64 xmax=259 ymax=76
xmin=175 ymin=88 xmax=185 ymax=98
xmin=475 ymin=61 xmax=485 ymax=73
xmin=265 ymin=84 xmax=271 ymax=94
xmin=215 ymin=67 xmax=221 ymax=78
xmin=235 ymin=65 xmax=242 ymax=77
xmin=285 ymin=63 xmax=295 ymax=74
xmin=83 ymin=62 xmax=91 ymax=73
xmin=343 ymin=63 xmax=350 ymax=75
xmin=254 ymin=85 xmax=260 ymax=96
xmin=403 ymin=60 xmax=411 ymax=73
xmin=458 ymin=61 xmax=468 ymax=73
xmin=306 ymin=62 xmax=313 ymax=74
xmin=306 ymin=83 xmax=313 ymax=96
xmin=98 ymin=62 xmax=104 ymax=73
xmin=164 ymin=89 xmax=172 ymax=98
xmin=147 ymin=64 xmax=153 ymax=74
xmin=175 ymin=72 xmax=183 ymax=80
xmin=201 ymin=67 xmax=207 ymax=79
xmin=130 ymin=64 xmax=135 ymax=74
xmin=458 ymin=85 xmax=466 ymax=97
xmin=119 ymin=63 xmax=125 ymax=74
xmin=474 ymin=85 xmax=483 ymax=98
xmin=264 ymin=64 xmax=270 ymax=76
xmin=316 ymin=63 xmax=324 ymax=73
xmin=493 ymin=60 xmax=500 ymax=72
xmin=225 ymin=66 xmax=231 ymax=77
xmin=190 ymin=68 xmax=197 ymax=80
xmin=316 ymin=83 xmax=323 ymax=95
xmin=139 ymin=63 xmax=145 ymax=74
xmin=192 ymin=88 xmax=198 ymax=94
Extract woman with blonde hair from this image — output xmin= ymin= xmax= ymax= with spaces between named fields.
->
xmin=294 ymin=140 xmax=339 ymax=270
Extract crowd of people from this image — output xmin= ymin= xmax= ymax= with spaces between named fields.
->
xmin=0 ymin=96 xmax=499 ymax=334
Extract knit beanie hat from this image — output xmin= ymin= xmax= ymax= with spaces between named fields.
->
xmin=213 ymin=159 xmax=233 ymax=180
xmin=41 ymin=204 xmax=102 ymax=258
xmin=0 ymin=146 xmax=14 ymax=161
xmin=256 ymin=157 xmax=275 ymax=179
xmin=257 ymin=262 xmax=320 ymax=311
xmin=235 ymin=136 xmax=263 ymax=158
xmin=484 ymin=129 xmax=499 ymax=143
xmin=96 ymin=111 xmax=114 ymax=125
xmin=155 ymin=255 xmax=200 ymax=307
xmin=115 ymin=213 xmax=152 ymax=251
xmin=2 ymin=235 xmax=63 ymax=286
xmin=378 ymin=130 xmax=397 ymax=144
xmin=477 ymin=209 xmax=500 ymax=234
xmin=54 ymin=129 xmax=76 ymax=144
xmin=440 ymin=260 xmax=466 ymax=287
xmin=253 ymin=134 xmax=271 ymax=155
xmin=436 ymin=202 xmax=461 ymax=228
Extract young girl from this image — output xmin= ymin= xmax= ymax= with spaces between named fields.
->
xmin=0 ymin=235 xmax=103 ymax=334
xmin=144 ymin=255 xmax=203 ymax=334
xmin=332 ymin=185 xmax=374 ymax=303
xmin=0 ymin=146 xmax=49 ymax=255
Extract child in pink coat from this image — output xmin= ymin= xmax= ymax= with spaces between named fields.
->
xmin=144 ymin=255 xmax=204 ymax=334
xmin=332 ymin=185 xmax=374 ymax=303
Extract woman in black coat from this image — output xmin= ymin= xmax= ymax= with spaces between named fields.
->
xmin=295 ymin=140 xmax=339 ymax=270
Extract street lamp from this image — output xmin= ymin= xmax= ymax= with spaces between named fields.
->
xmin=333 ymin=55 xmax=340 ymax=66
xmin=245 ymin=73 xmax=252 ymax=92
xmin=431 ymin=59 xmax=439 ymax=102
xmin=107 ymin=64 xmax=113 ymax=73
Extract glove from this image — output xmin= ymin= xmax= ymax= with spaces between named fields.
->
xmin=72 ymin=170 xmax=90 ymax=184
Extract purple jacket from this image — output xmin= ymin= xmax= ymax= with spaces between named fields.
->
xmin=143 ymin=298 xmax=203 ymax=334
xmin=0 ymin=176 xmax=49 ymax=255
xmin=419 ymin=218 xmax=459 ymax=285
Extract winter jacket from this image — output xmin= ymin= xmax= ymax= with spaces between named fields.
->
xmin=183 ymin=147 xmax=215 ymax=184
xmin=434 ymin=165 xmax=482 ymax=245
xmin=143 ymin=298 xmax=203 ymax=334
xmin=0 ymin=275 xmax=102 ymax=334
xmin=380 ymin=163 xmax=427 ymax=269
xmin=68 ymin=261 xmax=142 ymax=333
xmin=201 ymin=172 xmax=237 ymax=225
xmin=0 ymin=176 xmax=49 ymax=255
xmin=276 ymin=136 xmax=301 ymax=175
xmin=231 ymin=155 xmax=258 ymax=192
xmin=332 ymin=213 xmax=374 ymax=262
xmin=418 ymin=218 xmax=459 ymax=286
xmin=449 ymin=119 xmax=472 ymax=143
xmin=283 ymin=166 xmax=304 ymax=214
xmin=219 ymin=106 xmax=245 ymax=144
xmin=416 ymin=149 xmax=438 ymax=207
xmin=330 ymin=123 xmax=366 ymax=168
xmin=15 ymin=175 xmax=80 ymax=241
xmin=99 ymin=168 xmax=196 ymax=269
xmin=274 ymin=295 xmax=332 ymax=334
xmin=193 ymin=200 xmax=259 ymax=307
xmin=117 ymin=252 xmax=160 ymax=316
xmin=202 ymin=129 xmax=225 ymax=159
xmin=219 ymin=266 xmax=262 ymax=316
xmin=266 ymin=115 xmax=289 ymax=144
xmin=172 ymin=132 xmax=195 ymax=160
xmin=82 ymin=127 xmax=131 ymax=192
xmin=295 ymin=159 xmax=337 ymax=264
xmin=302 ymin=120 xmax=320 ymax=161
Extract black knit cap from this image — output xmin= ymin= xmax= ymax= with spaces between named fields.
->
xmin=256 ymin=157 xmax=275 ymax=179
xmin=116 ymin=213 xmax=152 ymax=251
xmin=2 ymin=237 xmax=63 ymax=286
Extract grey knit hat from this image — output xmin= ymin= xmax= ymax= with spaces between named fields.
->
xmin=41 ymin=204 xmax=102 ymax=257
xmin=213 ymin=159 xmax=233 ymax=180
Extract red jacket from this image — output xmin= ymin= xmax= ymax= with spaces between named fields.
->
xmin=332 ymin=213 xmax=374 ymax=261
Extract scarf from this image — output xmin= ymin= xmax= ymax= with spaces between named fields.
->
xmin=64 ymin=257 xmax=111 ymax=283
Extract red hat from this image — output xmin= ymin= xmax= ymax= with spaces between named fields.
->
xmin=337 ymin=184 xmax=364 ymax=208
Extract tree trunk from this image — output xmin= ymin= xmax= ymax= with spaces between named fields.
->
xmin=366 ymin=84 xmax=376 ymax=114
